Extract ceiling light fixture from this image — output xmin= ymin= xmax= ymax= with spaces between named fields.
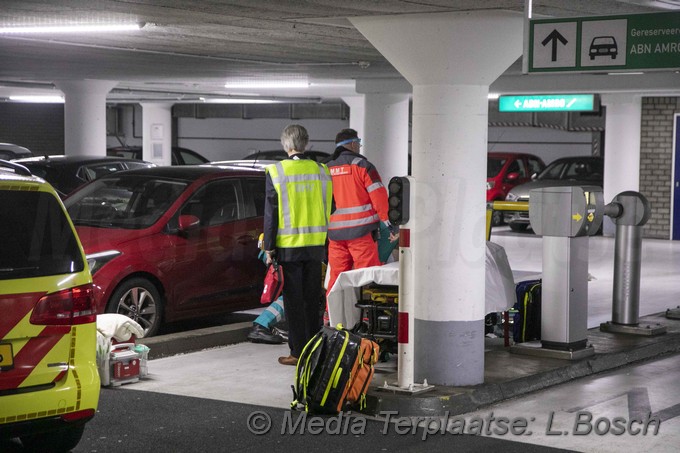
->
xmin=202 ymin=98 xmax=283 ymax=104
xmin=8 ymin=95 xmax=64 ymax=103
xmin=0 ymin=22 xmax=145 ymax=34
xmin=224 ymin=76 xmax=310 ymax=89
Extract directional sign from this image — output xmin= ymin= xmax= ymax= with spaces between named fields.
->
xmin=529 ymin=12 xmax=680 ymax=73
xmin=498 ymin=94 xmax=596 ymax=112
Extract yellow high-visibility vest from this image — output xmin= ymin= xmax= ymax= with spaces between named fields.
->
xmin=266 ymin=159 xmax=332 ymax=248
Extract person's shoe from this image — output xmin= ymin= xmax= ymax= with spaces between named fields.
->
xmin=278 ymin=355 xmax=298 ymax=366
xmin=247 ymin=324 xmax=284 ymax=344
xmin=271 ymin=327 xmax=288 ymax=342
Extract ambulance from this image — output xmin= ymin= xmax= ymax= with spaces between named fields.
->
xmin=0 ymin=160 xmax=99 ymax=452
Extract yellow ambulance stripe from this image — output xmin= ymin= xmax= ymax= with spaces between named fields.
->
xmin=2 ymin=309 xmax=45 ymax=356
xmin=19 ymin=332 xmax=71 ymax=388
xmin=0 ymin=327 xmax=80 ymax=424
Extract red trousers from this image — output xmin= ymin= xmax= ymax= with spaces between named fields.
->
xmin=326 ymin=232 xmax=380 ymax=296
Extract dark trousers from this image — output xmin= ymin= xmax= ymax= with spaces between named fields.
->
xmin=281 ymin=259 xmax=323 ymax=358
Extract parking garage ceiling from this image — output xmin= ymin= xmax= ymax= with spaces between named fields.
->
xmin=0 ymin=1 xmax=677 ymax=102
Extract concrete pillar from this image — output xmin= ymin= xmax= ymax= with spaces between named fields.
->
xmin=351 ymin=11 xmax=523 ymax=385
xmin=341 ymin=95 xmax=366 ymax=140
xmin=55 ymin=80 xmax=118 ymax=156
xmin=140 ymin=103 xmax=173 ymax=166
xmin=601 ymin=94 xmax=642 ymax=236
xmin=356 ymin=79 xmax=411 ymax=182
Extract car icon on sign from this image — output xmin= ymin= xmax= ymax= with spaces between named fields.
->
xmin=589 ymin=36 xmax=618 ymax=60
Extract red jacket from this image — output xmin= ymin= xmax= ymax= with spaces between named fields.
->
xmin=326 ymin=150 xmax=389 ymax=241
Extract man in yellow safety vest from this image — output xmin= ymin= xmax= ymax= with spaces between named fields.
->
xmin=263 ymin=124 xmax=332 ymax=366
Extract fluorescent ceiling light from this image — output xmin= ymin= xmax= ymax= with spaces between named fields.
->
xmin=9 ymin=95 xmax=64 ymax=103
xmin=0 ymin=23 xmax=145 ymax=34
xmin=488 ymin=93 xmax=500 ymax=100
xmin=224 ymin=77 xmax=310 ymax=89
xmin=202 ymin=98 xmax=283 ymax=104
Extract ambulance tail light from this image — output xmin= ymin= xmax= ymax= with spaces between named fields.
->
xmin=61 ymin=409 xmax=96 ymax=423
xmin=30 ymin=284 xmax=97 ymax=326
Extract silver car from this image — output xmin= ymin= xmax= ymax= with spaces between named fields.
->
xmin=504 ymin=156 xmax=603 ymax=232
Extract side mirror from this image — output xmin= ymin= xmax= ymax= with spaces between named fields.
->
xmin=178 ymin=214 xmax=200 ymax=232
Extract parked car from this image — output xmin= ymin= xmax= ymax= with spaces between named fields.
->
xmin=63 ymin=165 xmax=266 ymax=336
xmin=0 ymin=160 xmax=99 ymax=451
xmin=242 ymin=149 xmax=331 ymax=162
xmin=107 ymin=146 xmax=209 ymax=165
xmin=0 ymin=142 xmax=33 ymax=160
xmin=487 ymin=152 xmax=545 ymax=226
xmin=504 ymin=156 xmax=604 ymax=232
xmin=13 ymin=155 xmax=155 ymax=197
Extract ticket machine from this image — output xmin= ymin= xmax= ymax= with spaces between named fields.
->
xmin=517 ymin=186 xmax=604 ymax=359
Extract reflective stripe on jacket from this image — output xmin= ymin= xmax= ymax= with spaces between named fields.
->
xmin=326 ymin=150 xmax=389 ymax=241
xmin=266 ymin=159 xmax=332 ymax=249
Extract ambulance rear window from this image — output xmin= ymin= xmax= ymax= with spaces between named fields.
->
xmin=0 ymin=191 xmax=85 ymax=280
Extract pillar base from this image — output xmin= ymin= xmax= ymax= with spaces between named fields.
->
xmin=666 ymin=307 xmax=680 ymax=320
xmin=377 ymin=380 xmax=435 ymax=395
xmin=510 ymin=341 xmax=595 ymax=360
xmin=600 ymin=321 xmax=667 ymax=336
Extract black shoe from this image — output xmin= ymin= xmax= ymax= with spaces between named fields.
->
xmin=247 ymin=324 xmax=284 ymax=344
xmin=272 ymin=327 xmax=288 ymax=342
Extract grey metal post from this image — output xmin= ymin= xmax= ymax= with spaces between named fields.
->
xmin=601 ymin=191 xmax=665 ymax=336
xmin=612 ymin=223 xmax=642 ymax=325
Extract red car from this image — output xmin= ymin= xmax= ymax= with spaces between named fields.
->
xmin=487 ymin=152 xmax=545 ymax=226
xmin=64 ymin=165 xmax=266 ymax=336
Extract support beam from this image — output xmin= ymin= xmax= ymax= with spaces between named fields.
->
xmin=55 ymin=80 xmax=118 ymax=156
xmin=141 ymin=103 xmax=173 ymax=166
xmin=351 ymin=11 xmax=524 ymax=386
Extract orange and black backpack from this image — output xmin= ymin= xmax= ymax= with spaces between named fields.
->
xmin=291 ymin=325 xmax=379 ymax=414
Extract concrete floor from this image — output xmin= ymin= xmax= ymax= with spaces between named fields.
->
xmin=124 ymin=228 xmax=680 ymax=452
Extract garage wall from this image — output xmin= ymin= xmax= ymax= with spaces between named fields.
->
xmin=488 ymin=127 xmax=596 ymax=164
xmin=177 ymin=117 xmax=348 ymax=161
xmin=106 ymin=103 xmax=350 ymax=162
xmin=640 ymin=97 xmax=680 ymax=239
xmin=0 ymin=103 xmax=64 ymax=156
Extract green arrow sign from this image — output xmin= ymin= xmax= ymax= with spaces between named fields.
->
xmin=498 ymin=94 xmax=595 ymax=112
xmin=529 ymin=11 xmax=680 ymax=73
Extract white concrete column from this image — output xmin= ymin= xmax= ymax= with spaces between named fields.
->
xmin=341 ymin=95 xmax=366 ymax=140
xmin=55 ymin=80 xmax=118 ymax=156
xmin=601 ymin=94 xmax=642 ymax=236
xmin=355 ymin=79 xmax=411 ymax=182
xmin=352 ymin=11 xmax=523 ymax=386
xmin=140 ymin=103 xmax=173 ymax=166
xmin=363 ymin=92 xmax=409 ymax=181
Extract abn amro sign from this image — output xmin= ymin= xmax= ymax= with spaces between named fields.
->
xmin=530 ymin=12 xmax=680 ymax=73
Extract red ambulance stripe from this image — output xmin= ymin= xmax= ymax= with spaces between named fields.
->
xmin=0 ymin=326 xmax=70 ymax=390
xmin=0 ymin=292 xmax=44 ymax=340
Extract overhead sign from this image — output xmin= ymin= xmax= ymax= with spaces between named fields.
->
xmin=529 ymin=12 xmax=680 ymax=73
xmin=498 ymin=94 xmax=595 ymax=112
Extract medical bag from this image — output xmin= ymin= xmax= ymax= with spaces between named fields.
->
xmin=353 ymin=284 xmax=398 ymax=358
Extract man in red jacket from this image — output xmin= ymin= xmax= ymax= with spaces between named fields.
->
xmin=325 ymin=128 xmax=398 ymax=300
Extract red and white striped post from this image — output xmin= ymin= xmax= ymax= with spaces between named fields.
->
xmin=395 ymin=176 xmax=415 ymax=389
xmin=397 ymin=226 xmax=414 ymax=388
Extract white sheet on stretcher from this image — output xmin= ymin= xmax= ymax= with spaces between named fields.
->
xmin=326 ymin=241 xmax=516 ymax=329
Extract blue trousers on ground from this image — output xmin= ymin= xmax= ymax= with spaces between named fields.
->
xmin=254 ymin=297 xmax=285 ymax=330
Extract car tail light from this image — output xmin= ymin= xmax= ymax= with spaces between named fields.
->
xmin=61 ymin=409 xmax=96 ymax=422
xmin=30 ymin=284 xmax=96 ymax=326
